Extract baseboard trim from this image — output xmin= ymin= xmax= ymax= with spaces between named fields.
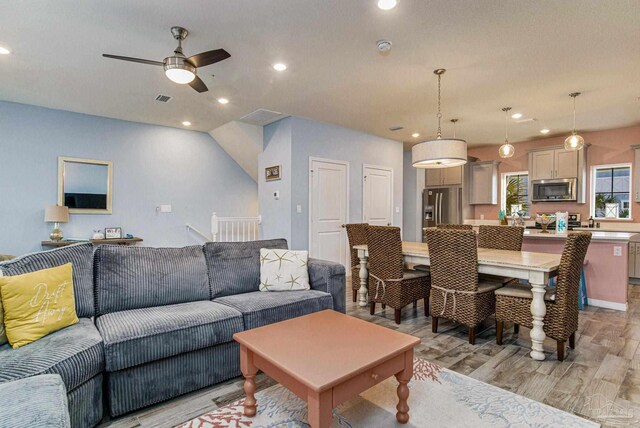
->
xmin=586 ymin=298 xmax=628 ymax=311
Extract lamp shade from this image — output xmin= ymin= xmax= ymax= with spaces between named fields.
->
xmin=44 ymin=205 xmax=69 ymax=223
xmin=412 ymin=138 xmax=468 ymax=168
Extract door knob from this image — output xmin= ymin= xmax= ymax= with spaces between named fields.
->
xmin=387 ymin=223 xmax=391 ymax=226
xmin=340 ymin=224 xmax=346 ymax=228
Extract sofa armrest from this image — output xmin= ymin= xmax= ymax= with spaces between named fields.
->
xmin=308 ymin=258 xmax=346 ymax=313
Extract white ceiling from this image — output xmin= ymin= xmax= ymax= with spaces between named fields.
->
xmin=1 ymin=0 xmax=639 ymax=148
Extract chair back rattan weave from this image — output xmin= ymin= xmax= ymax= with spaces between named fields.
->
xmin=478 ymin=225 xmax=524 ymax=251
xmin=436 ymin=224 xmax=473 ymax=230
xmin=366 ymin=226 xmax=403 ymax=281
xmin=553 ymin=232 xmax=591 ymax=328
xmin=426 ymin=229 xmax=479 ymax=293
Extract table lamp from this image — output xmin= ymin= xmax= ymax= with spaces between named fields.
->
xmin=44 ymin=205 xmax=69 ymax=241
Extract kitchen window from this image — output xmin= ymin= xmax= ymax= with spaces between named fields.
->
xmin=501 ymin=171 xmax=529 ymax=216
xmin=590 ymin=163 xmax=632 ymax=219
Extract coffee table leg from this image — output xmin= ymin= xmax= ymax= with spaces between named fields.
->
xmin=307 ymin=389 xmax=333 ymax=428
xmin=240 ymin=345 xmax=258 ymax=417
xmin=395 ymin=349 xmax=413 ymax=424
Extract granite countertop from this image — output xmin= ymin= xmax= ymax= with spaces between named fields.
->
xmin=524 ymin=229 xmax=638 ymax=242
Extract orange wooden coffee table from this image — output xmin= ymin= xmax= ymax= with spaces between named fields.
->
xmin=233 ymin=310 xmax=420 ymax=428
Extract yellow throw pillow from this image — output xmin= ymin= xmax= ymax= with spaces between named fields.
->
xmin=0 ymin=263 xmax=78 ymax=349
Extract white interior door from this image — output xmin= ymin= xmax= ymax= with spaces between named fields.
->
xmin=309 ymin=158 xmax=349 ymax=266
xmin=363 ymin=164 xmax=393 ymax=226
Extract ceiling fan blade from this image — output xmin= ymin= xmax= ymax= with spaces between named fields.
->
xmin=188 ymin=75 xmax=208 ymax=93
xmin=102 ymin=54 xmax=163 ymax=66
xmin=187 ymin=49 xmax=230 ymax=68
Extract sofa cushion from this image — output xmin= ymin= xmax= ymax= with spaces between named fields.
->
xmin=0 ymin=318 xmax=104 ymax=391
xmin=0 ymin=242 xmax=94 ymax=317
xmin=204 ymin=239 xmax=288 ymax=299
xmin=94 ymin=245 xmax=210 ymax=315
xmin=96 ymin=301 xmax=244 ymax=371
xmin=0 ymin=374 xmax=70 ymax=428
xmin=215 ymin=290 xmax=333 ymax=330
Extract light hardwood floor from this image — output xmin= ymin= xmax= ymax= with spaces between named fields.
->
xmin=103 ymin=283 xmax=640 ymax=428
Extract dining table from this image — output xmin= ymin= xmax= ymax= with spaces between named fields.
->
xmin=354 ymin=241 xmax=562 ymax=361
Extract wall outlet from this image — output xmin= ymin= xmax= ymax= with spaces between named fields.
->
xmin=614 ymin=246 xmax=622 ymax=257
xmin=395 ymin=206 xmax=400 ymax=213
xmin=158 ymin=205 xmax=172 ymax=213
xmin=480 ymin=214 xmax=485 ymax=220
xmin=296 ymin=204 xmax=302 ymax=213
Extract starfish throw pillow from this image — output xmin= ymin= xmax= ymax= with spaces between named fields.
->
xmin=259 ymin=249 xmax=310 ymax=292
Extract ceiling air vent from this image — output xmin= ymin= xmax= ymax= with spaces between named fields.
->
xmin=389 ymin=126 xmax=404 ymax=131
xmin=155 ymin=94 xmax=172 ymax=103
xmin=239 ymin=109 xmax=288 ymax=126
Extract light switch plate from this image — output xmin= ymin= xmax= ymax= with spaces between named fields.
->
xmin=395 ymin=206 xmax=400 ymax=213
xmin=158 ymin=205 xmax=172 ymax=213
xmin=614 ymin=246 xmax=622 ymax=256
xmin=296 ymin=204 xmax=302 ymax=213
xmin=273 ymin=191 xmax=280 ymax=200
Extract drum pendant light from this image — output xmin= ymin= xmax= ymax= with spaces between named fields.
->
xmin=412 ymin=69 xmax=467 ymax=168
xmin=498 ymin=107 xmax=515 ymax=158
xmin=564 ymin=92 xmax=585 ymax=151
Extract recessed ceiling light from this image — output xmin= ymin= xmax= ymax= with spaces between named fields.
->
xmin=217 ymin=98 xmax=229 ymax=105
xmin=411 ymin=133 xmax=420 ymax=138
xmin=540 ymin=128 xmax=550 ymax=134
xmin=377 ymin=0 xmax=397 ymax=10
xmin=511 ymin=113 xmax=523 ymax=119
xmin=182 ymin=121 xmax=192 ymax=126
xmin=0 ymin=46 xmax=11 ymax=55
xmin=273 ymin=63 xmax=287 ymax=71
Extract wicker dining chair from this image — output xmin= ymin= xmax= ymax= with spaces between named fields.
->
xmin=416 ymin=224 xmax=474 ymax=273
xmin=366 ymin=226 xmax=431 ymax=324
xmin=345 ymin=223 xmax=369 ymax=302
xmin=426 ymin=229 xmax=502 ymax=344
xmin=495 ymin=232 xmax=591 ymax=361
xmin=477 ymin=225 xmax=524 ymax=286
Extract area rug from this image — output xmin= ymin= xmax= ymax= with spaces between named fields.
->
xmin=177 ymin=358 xmax=599 ymax=428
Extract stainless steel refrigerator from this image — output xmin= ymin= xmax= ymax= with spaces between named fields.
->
xmin=423 ymin=187 xmax=463 ymax=229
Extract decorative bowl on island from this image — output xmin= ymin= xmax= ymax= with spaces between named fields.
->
xmin=536 ymin=214 xmax=555 ymax=233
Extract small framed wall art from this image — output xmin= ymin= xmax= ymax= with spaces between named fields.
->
xmin=265 ymin=165 xmax=281 ymax=181
xmin=104 ymin=227 xmax=122 ymax=239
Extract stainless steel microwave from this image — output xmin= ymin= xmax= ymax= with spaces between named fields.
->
xmin=531 ymin=178 xmax=577 ymax=202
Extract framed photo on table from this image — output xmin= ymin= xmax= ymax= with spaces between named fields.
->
xmin=104 ymin=227 xmax=122 ymax=239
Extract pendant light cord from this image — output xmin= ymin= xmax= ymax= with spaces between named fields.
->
xmin=572 ymin=95 xmax=577 ymax=134
xmin=436 ymin=73 xmax=442 ymax=139
xmin=505 ymin=108 xmax=509 ymax=142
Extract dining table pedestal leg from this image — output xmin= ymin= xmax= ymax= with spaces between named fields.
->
xmin=529 ymin=275 xmax=548 ymax=361
xmin=358 ymin=250 xmax=369 ymax=307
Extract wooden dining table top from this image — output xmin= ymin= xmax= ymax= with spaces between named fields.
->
xmin=354 ymin=241 xmax=562 ymax=273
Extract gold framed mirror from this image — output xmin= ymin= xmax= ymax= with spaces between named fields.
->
xmin=57 ymin=157 xmax=113 ymax=214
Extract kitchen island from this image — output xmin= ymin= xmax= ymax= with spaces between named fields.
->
xmin=522 ymin=229 xmax=637 ymax=311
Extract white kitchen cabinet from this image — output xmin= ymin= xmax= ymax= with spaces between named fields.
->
xmin=529 ymin=148 xmax=578 ymax=180
xmin=469 ymin=161 xmax=499 ymax=205
xmin=555 ymin=150 xmax=578 ymax=179
xmin=632 ymin=145 xmax=640 ymax=202
xmin=530 ymin=150 xmax=555 ymax=180
xmin=425 ymin=165 xmax=463 ymax=187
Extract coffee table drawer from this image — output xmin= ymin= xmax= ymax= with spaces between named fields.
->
xmin=332 ymin=353 xmax=406 ymax=407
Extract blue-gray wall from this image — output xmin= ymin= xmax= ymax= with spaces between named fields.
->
xmin=402 ymin=150 xmax=425 ymax=242
xmin=0 ymin=101 xmax=258 ymax=256
xmin=259 ymin=116 xmax=403 ymax=251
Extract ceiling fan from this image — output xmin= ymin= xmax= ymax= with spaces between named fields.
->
xmin=103 ymin=26 xmax=230 ymax=93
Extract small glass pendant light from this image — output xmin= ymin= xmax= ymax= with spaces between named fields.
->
xmin=564 ymin=92 xmax=585 ymax=151
xmin=498 ymin=107 xmax=515 ymax=158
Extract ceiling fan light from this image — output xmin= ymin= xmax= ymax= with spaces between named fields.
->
xmin=564 ymin=133 xmax=585 ymax=151
xmin=165 ymin=67 xmax=195 ymax=84
xmin=412 ymin=138 xmax=468 ymax=169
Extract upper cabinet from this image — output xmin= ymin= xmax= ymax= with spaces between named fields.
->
xmin=528 ymin=145 xmax=588 ymax=203
xmin=425 ymin=165 xmax=463 ymax=187
xmin=468 ymin=161 xmax=500 ymax=205
xmin=529 ymin=148 xmax=578 ymax=180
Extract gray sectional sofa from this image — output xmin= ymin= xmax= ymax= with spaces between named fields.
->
xmin=0 ymin=239 xmax=345 ymax=427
